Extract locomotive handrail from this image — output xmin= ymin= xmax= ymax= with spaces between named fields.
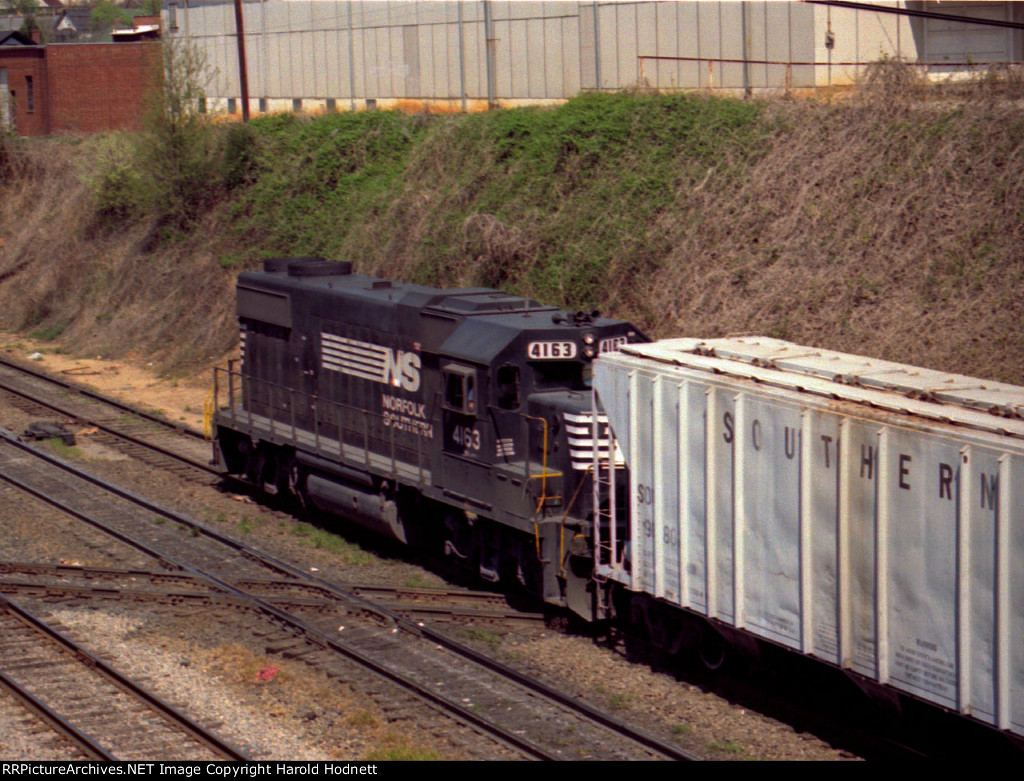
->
xmin=520 ymin=412 xmax=557 ymax=562
xmin=213 ymin=366 xmax=435 ymax=487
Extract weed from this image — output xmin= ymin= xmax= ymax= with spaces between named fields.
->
xmin=31 ymin=321 xmax=67 ymax=341
xmin=607 ymin=692 xmax=631 ymax=711
xmin=364 ymin=745 xmax=442 ymax=762
xmin=237 ymin=516 xmax=257 ymax=533
xmin=44 ymin=438 xmax=82 ymax=459
xmin=671 ymin=723 xmax=692 ymax=737
xmin=401 ymin=573 xmax=434 ymax=588
xmin=290 ymin=523 xmax=375 ymax=565
xmin=707 ymin=739 xmax=745 ymax=756
xmin=460 ymin=627 xmax=501 ymax=650
xmin=344 ymin=710 xmax=377 ymax=728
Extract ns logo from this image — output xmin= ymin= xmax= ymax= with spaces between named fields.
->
xmin=384 ymin=349 xmax=421 ymax=392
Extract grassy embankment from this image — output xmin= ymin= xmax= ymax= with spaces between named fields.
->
xmin=0 ymin=74 xmax=1022 ymax=383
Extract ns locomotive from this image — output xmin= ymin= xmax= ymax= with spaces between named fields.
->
xmin=212 ymin=258 xmax=643 ymax=618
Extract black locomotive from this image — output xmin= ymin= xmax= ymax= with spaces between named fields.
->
xmin=213 ymin=258 xmax=643 ymax=617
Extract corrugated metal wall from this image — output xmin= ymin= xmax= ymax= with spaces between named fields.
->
xmin=167 ymin=1 xmax=1004 ymax=112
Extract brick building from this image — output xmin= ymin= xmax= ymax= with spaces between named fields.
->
xmin=1 ymin=32 xmax=160 ymax=136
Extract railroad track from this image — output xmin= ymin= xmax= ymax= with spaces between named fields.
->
xmin=0 ymin=562 xmax=544 ymax=625
xmin=0 ymin=431 xmax=698 ymax=760
xmin=0 ymin=355 xmax=215 ymax=483
xmin=0 ymin=594 xmax=248 ymax=761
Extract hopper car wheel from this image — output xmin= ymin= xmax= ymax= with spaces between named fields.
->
xmin=698 ymin=623 xmax=727 ymax=671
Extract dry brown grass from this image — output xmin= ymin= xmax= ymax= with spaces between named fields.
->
xmin=199 ymin=642 xmax=447 ymax=760
xmin=1 ymin=82 xmax=1021 ymax=385
xmin=0 ymin=137 xmax=237 ymax=374
xmin=609 ymin=96 xmax=1024 ymax=383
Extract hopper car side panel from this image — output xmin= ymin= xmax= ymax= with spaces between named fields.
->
xmin=593 ymin=338 xmax=1024 ymax=737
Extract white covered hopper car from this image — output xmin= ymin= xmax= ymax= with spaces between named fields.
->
xmin=592 ymin=336 xmax=1024 ymax=738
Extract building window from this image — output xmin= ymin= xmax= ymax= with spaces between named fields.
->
xmin=325 ymin=98 xmax=336 ymax=112
xmin=25 ymin=76 xmax=33 ymax=112
xmin=258 ymin=97 xmax=267 ymax=113
xmin=227 ymin=97 xmax=236 ymax=114
xmin=292 ymin=98 xmax=302 ymax=112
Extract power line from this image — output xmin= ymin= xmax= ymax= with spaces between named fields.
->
xmin=806 ymin=0 xmax=1024 ymax=32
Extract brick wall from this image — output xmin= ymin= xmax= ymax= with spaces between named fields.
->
xmin=0 ymin=47 xmax=48 ymax=136
xmin=45 ymin=42 xmax=161 ymax=134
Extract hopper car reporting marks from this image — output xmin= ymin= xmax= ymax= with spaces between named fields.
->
xmin=592 ymin=337 xmax=1024 ymax=740
xmin=212 ymin=258 xmax=644 ymax=620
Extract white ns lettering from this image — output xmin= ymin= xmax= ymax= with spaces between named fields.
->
xmin=385 ymin=351 xmax=421 ymax=392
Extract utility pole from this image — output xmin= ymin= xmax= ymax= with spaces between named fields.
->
xmin=233 ymin=0 xmax=250 ymax=120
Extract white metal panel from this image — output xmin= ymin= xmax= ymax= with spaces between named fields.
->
xmin=680 ymin=382 xmax=707 ymax=611
xmin=615 ymin=2 xmax=639 ymax=88
xmin=717 ymin=1 xmax=744 ymax=88
xmin=695 ymin=1 xmax=720 ymax=89
xmin=924 ymin=2 xmax=1011 ymax=66
xmin=544 ymin=17 xmax=564 ymax=98
xmin=596 ymin=1 xmax=618 ymax=89
xmin=673 ymin=2 xmax=701 ymax=89
xmin=880 ymin=426 xmax=959 ymax=707
xmin=526 ymin=17 xmax=544 ymax=99
xmin=424 ymin=20 xmax=443 ymax=97
xmin=494 ymin=19 xmax=513 ymax=98
xmin=803 ymin=409 xmax=841 ymax=661
xmin=635 ymin=0 xmax=657 ymax=86
xmin=594 ymin=336 xmax=1024 ymax=737
xmin=508 ymin=19 xmax=528 ymax=98
xmin=653 ymin=376 xmax=680 ymax=602
xmin=736 ymin=394 xmax=803 ymax=647
xmin=370 ymin=24 xmax=392 ymax=97
xmin=559 ymin=16 xmax=580 ymax=96
xmin=632 ymin=370 xmax=655 ymax=595
xmin=1005 ymin=456 xmax=1024 ymax=733
xmin=463 ymin=19 xmax=485 ymax=100
xmin=708 ymin=385 xmax=736 ymax=622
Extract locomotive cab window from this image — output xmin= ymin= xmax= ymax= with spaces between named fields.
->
xmin=496 ymin=365 xmax=520 ymax=410
xmin=443 ymin=364 xmax=476 ymax=415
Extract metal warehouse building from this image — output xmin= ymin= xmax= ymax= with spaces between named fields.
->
xmin=165 ymin=1 xmax=1024 ymax=113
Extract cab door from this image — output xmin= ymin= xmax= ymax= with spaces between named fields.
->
xmin=439 ymin=363 xmax=492 ymax=500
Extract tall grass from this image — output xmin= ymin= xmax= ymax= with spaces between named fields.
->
xmin=0 ymin=81 xmax=1022 ymax=383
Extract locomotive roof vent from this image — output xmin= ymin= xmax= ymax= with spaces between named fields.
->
xmin=552 ymin=310 xmax=600 ymax=326
xmin=262 ymin=257 xmax=294 ymax=273
xmin=286 ymin=258 xmax=353 ymax=277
